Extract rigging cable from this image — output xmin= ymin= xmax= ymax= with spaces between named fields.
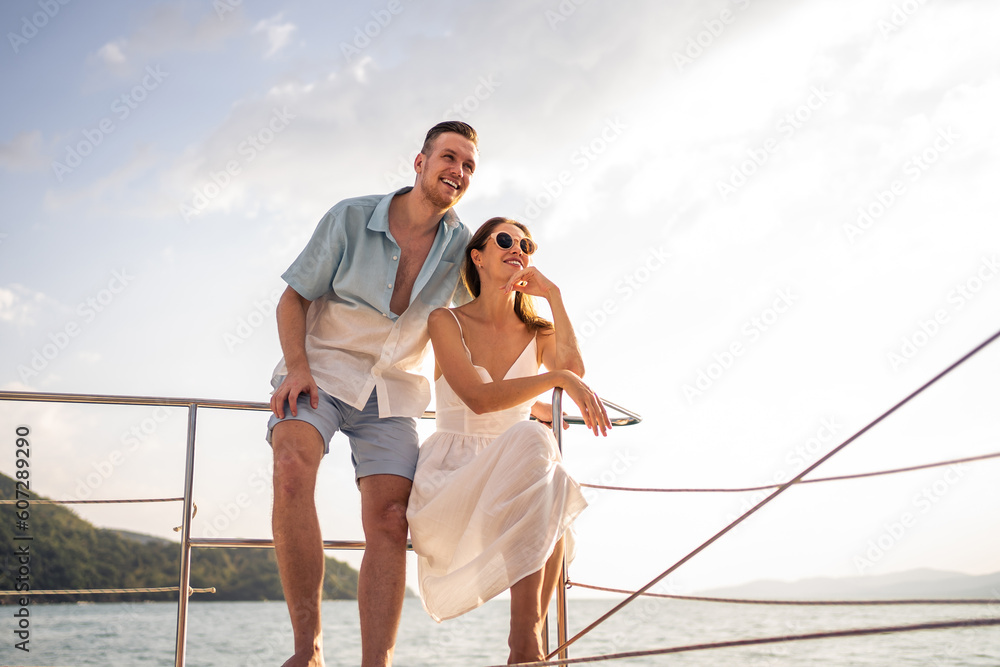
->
xmin=580 ymin=450 xmax=1000 ymax=493
xmin=547 ymin=326 xmax=1000 ymax=660
xmin=503 ymin=617 xmax=1000 ymax=667
xmin=568 ymin=581 xmax=1000 ymax=605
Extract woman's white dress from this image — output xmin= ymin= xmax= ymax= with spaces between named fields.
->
xmin=407 ymin=313 xmax=588 ymax=622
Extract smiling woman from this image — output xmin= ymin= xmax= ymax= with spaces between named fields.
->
xmin=407 ymin=216 xmax=611 ymax=662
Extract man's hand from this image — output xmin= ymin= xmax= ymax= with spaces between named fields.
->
xmin=530 ymin=400 xmax=569 ymax=430
xmin=270 ymin=366 xmax=319 ymax=419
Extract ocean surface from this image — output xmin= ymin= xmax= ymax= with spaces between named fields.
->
xmin=6 ymin=596 xmax=1000 ymax=666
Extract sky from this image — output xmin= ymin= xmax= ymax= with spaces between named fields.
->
xmin=2 ymin=0 xmax=1000 ymax=616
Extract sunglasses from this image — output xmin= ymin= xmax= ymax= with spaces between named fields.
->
xmin=490 ymin=231 xmax=537 ymax=255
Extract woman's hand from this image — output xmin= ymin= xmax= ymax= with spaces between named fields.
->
xmin=502 ymin=266 xmax=558 ymax=299
xmin=531 ymin=400 xmax=570 ymax=431
xmin=556 ymin=370 xmax=612 ymax=437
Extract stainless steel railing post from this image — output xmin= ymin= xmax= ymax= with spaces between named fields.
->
xmin=552 ymin=388 xmax=569 ymax=663
xmin=173 ymin=403 xmax=199 ymax=667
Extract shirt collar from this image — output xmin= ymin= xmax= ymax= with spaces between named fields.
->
xmin=368 ymin=187 xmax=461 ymax=236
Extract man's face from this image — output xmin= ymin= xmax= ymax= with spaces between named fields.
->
xmin=415 ymin=132 xmax=479 ymax=210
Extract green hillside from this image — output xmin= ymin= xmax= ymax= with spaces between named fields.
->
xmin=0 ymin=472 xmax=357 ymax=603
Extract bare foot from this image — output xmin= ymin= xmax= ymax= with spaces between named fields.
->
xmin=280 ymin=651 xmax=325 ymax=667
xmin=507 ymin=632 xmax=544 ymax=665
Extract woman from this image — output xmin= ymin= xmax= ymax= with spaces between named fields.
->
xmin=407 ymin=217 xmax=611 ymax=663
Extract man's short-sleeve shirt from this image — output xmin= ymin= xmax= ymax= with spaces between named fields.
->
xmin=271 ymin=187 xmax=472 ymax=418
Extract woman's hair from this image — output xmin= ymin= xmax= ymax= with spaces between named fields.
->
xmin=462 ymin=217 xmax=553 ymax=332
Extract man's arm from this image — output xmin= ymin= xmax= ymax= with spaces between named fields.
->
xmin=269 ymin=285 xmax=318 ymax=418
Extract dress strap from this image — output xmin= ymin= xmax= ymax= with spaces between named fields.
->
xmin=444 ymin=309 xmax=473 ymax=357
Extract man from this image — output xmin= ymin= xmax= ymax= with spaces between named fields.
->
xmin=267 ymin=121 xmax=479 ymax=667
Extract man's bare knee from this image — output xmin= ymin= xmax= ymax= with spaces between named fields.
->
xmin=365 ymin=500 xmax=409 ymax=545
xmin=272 ymin=422 xmax=324 ymax=497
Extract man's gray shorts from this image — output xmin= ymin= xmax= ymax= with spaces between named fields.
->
xmin=266 ymin=387 xmax=419 ymax=483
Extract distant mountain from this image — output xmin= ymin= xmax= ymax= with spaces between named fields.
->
xmin=0 ymin=472 xmax=358 ymax=604
xmin=698 ymin=568 xmax=1000 ymax=601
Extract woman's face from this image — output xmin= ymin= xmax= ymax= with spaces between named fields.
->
xmin=477 ymin=222 xmax=532 ymax=280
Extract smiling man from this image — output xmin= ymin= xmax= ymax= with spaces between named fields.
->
xmin=266 ymin=121 xmax=478 ymax=667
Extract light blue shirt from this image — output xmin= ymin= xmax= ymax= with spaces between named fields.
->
xmin=272 ymin=187 xmax=472 ymax=418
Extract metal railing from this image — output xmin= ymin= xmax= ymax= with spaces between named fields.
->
xmin=0 ymin=389 xmax=640 ymax=666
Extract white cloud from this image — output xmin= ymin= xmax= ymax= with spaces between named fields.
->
xmin=253 ymin=13 xmax=296 ymax=59
xmin=97 ymin=40 xmax=127 ymax=66
xmin=43 ymin=145 xmax=161 ymax=216
xmin=0 ymin=284 xmax=57 ymax=327
xmin=0 ymin=130 xmax=46 ymax=172
xmin=0 ymin=287 xmax=16 ymax=321
xmin=86 ymin=4 xmax=247 ymax=80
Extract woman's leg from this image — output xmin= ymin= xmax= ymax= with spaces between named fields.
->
xmin=507 ymin=537 xmax=566 ymax=664
xmin=508 ymin=569 xmax=544 ymax=664
xmin=539 ymin=536 xmax=565 ymax=620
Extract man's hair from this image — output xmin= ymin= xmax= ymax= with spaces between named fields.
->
xmin=420 ymin=121 xmax=478 ymax=155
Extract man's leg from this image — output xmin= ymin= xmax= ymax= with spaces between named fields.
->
xmin=357 ymin=474 xmax=412 ymax=667
xmin=272 ymin=420 xmax=327 ymax=667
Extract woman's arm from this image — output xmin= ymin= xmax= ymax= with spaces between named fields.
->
xmin=431 ymin=308 xmax=609 ymax=435
xmin=501 ymin=267 xmax=584 ymax=375
xmin=430 ymin=308 xmax=565 ymax=414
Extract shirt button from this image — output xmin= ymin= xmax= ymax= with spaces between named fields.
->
xmin=392 ymin=255 xmax=398 ymax=261
xmin=387 ymin=283 xmax=393 ymax=288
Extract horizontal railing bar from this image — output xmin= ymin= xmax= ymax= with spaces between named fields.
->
xmin=0 ymin=390 xmax=341 ymax=413
xmin=0 ymin=390 xmax=641 ymax=425
xmin=190 ymin=537 xmax=413 ymax=550
xmin=0 ymin=586 xmax=217 ymax=596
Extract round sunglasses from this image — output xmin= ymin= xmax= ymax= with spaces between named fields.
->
xmin=490 ymin=231 xmax=537 ymax=255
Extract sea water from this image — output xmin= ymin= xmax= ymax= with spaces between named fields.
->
xmin=6 ymin=597 xmax=999 ymax=666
